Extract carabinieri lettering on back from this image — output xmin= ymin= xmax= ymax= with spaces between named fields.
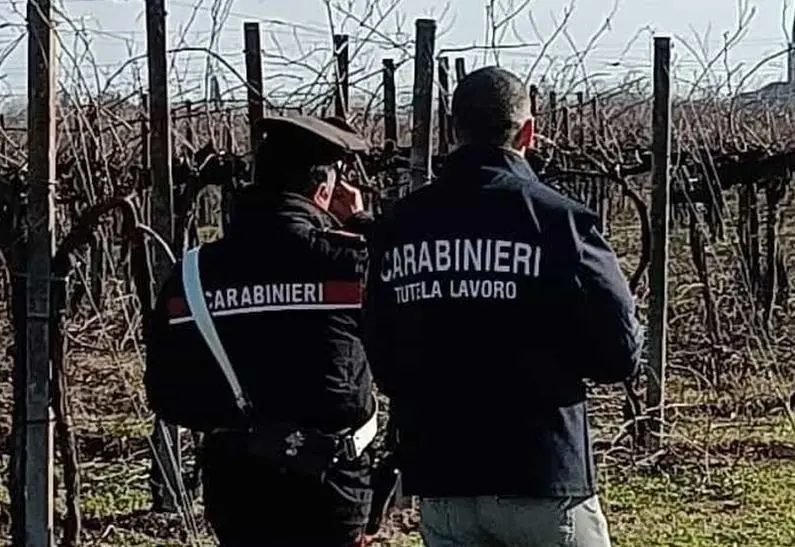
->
xmin=206 ymin=282 xmax=323 ymax=311
xmin=379 ymin=238 xmax=542 ymax=304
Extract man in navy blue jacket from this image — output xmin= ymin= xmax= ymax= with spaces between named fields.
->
xmin=363 ymin=66 xmax=643 ymax=546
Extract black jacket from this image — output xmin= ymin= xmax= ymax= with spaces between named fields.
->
xmin=143 ymin=189 xmax=376 ymax=436
xmin=363 ymin=145 xmax=643 ymax=498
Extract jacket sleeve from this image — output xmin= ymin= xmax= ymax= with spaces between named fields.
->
xmin=143 ymin=263 xmax=245 ymax=432
xmin=571 ymin=215 xmax=644 ymax=384
xmin=278 ymin=215 xmax=370 ymax=279
xmin=343 ymin=210 xmax=376 ymax=240
xmin=143 ymin=265 xmax=190 ymax=425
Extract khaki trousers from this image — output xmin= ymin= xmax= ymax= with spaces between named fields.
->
xmin=419 ymin=495 xmax=612 ymax=547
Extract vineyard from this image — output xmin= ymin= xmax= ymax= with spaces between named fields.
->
xmin=2 ymin=0 xmax=795 ymax=546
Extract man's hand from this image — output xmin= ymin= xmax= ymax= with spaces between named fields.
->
xmin=330 ymin=179 xmax=364 ymax=222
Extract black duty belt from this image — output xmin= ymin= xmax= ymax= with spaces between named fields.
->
xmin=210 ymin=399 xmax=379 ymax=463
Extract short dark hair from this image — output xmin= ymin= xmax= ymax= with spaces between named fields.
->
xmin=451 ymin=66 xmax=532 ymax=146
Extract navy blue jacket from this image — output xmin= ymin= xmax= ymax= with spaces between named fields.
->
xmin=363 ymin=144 xmax=642 ymax=498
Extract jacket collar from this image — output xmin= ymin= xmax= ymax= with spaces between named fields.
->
xmin=229 ymin=188 xmax=341 ymax=236
xmin=272 ymin=191 xmax=342 ymax=228
xmin=439 ymin=143 xmax=538 ymax=183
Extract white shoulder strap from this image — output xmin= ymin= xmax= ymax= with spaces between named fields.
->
xmin=181 ymin=247 xmax=251 ymax=414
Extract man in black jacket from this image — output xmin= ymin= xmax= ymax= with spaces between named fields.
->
xmin=363 ymin=67 xmax=643 ymax=546
xmin=144 ymin=115 xmax=378 ymax=546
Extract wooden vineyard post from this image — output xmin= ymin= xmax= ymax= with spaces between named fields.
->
xmin=646 ymin=36 xmax=672 ymax=450
xmin=145 ymin=0 xmax=183 ymax=513
xmin=0 ymin=115 xmax=6 ymax=163
xmin=409 ymin=19 xmax=436 ymax=191
xmin=529 ymin=85 xmax=538 ymax=116
xmin=437 ymin=56 xmax=451 ymax=154
xmin=334 ymin=34 xmax=350 ymax=119
xmin=240 ymin=21 xmax=264 ymax=235
xmin=392 ymin=18 xmax=436 ymax=512
xmin=560 ymin=99 xmax=570 ymax=146
xmin=576 ymin=91 xmax=585 ymax=147
xmin=528 ymin=85 xmax=538 ymax=162
xmin=382 ymin=59 xmax=397 ymax=144
xmin=11 ymin=0 xmax=57 ymax=544
xmin=454 ymin=57 xmax=466 ymax=82
xmin=145 ymin=0 xmax=175 ymax=264
xmin=548 ymin=91 xmax=558 ymax=142
xmin=379 ymin=59 xmax=399 ymax=211
xmin=244 ymin=22 xmax=264 ymax=152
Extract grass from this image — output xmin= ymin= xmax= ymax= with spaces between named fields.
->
xmin=4 ymin=413 xmax=793 ymax=546
xmin=603 ymin=461 xmax=795 ymax=547
xmin=377 ymin=437 xmax=795 ymax=547
xmin=55 ymin=451 xmax=795 ymax=546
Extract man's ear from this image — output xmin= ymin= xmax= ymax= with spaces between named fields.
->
xmin=313 ymin=180 xmax=333 ymax=208
xmin=514 ymin=117 xmax=535 ymax=150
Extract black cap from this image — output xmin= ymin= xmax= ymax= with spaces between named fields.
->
xmin=253 ymin=115 xmax=369 ymax=166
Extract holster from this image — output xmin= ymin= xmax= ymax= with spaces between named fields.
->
xmin=364 ymin=416 xmax=402 ymax=535
xmin=365 ymin=453 xmax=402 ymax=535
xmin=247 ymin=422 xmax=359 ymax=483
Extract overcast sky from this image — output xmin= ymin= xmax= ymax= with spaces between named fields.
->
xmin=0 ymin=0 xmax=791 ymax=109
